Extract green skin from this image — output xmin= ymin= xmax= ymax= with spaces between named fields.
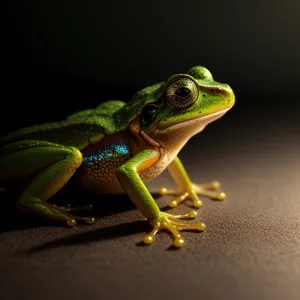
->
xmin=0 ymin=66 xmax=235 ymax=248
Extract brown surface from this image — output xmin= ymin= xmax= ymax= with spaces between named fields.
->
xmin=0 ymin=112 xmax=300 ymax=300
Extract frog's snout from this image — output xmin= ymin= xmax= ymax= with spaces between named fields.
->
xmin=221 ymin=86 xmax=235 ymax=109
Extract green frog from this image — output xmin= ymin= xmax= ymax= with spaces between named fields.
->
xmin=0 ymin=66 xmax=235 ymax=247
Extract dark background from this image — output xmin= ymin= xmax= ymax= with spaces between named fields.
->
xmin=3 ymin=0 xmax=300 ymax=130
xmin=1 ymin=1 xmax=300 ymax=300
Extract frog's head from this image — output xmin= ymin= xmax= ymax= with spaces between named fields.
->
xmin=119 ymin=66 xmax=235 ymax=150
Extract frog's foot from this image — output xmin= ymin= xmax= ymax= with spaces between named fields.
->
xmin=159 ymin=181 xmax=226 ymax=208
xmin=193 ymin=181 xmax=226 ymax=201
xmin=143 ymin=211 xmax=206 ymax=248
xmin=17 ymin=197 xmax=95 ymax=226
xmin=43 ymin=204 xmax=95 ymax=226
xmin=52 ymin=203 xmax=95 ymax=226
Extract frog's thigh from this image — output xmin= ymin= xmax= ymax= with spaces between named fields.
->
xmin=0 ymin=143 xmax=82 ymax=187
xmin=0 ymin=142 xmax=82 ymax=222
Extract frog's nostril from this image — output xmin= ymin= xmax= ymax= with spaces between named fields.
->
xmin=211 ymin=87 xmax=233 ymax=97
xmin=214 ymin=88 xmax=223 ymax=95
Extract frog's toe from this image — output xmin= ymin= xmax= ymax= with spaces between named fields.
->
xmin=169 ymin=191 xmax=203 ymax=208
xmin=84 ymin=216 xmax=96 ymax=224
xmin=144 ymin=211 xmax=205 ymax=248
xmin=66 ymin=218 xmax=77 ymax=226
xmin=16 ymin=196 xmax=95 ymax=226
xmin=193 ymin=181 xmax=227 ymax=201
xmin=51 ymin=204 xmax=95 ymax=226
xmin=158 ymin=187 xmax=201 ymax=208
xmin=196 ymin=180 xmax=221 ymax=190
xmin=159 ymin=181 xmax=226 ymax=208
xmin=64 ymin=214 xmax=96 ymax=226
xmin=158 ymin=186 xmax=181 ymax=196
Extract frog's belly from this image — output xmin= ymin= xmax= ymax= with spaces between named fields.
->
xmin=76 ymin=139 xmax=172 ymax=194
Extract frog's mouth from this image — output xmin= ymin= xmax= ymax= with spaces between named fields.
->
xmin=155 ymin=108 xmax=230 ymax=135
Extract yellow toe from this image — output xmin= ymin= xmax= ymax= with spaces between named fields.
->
xmin=217 ymin=192 xmax=226 ymax=200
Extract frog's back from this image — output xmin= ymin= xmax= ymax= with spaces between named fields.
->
xmin=0 ymin=100 xmax=126 ymax=150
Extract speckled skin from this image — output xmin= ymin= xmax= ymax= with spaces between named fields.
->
xmin=77 ymin=134 xmax=132 ymax=193
xmin=0 ymin=66 xmax=235 ymax=247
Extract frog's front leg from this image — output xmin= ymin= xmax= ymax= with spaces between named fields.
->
xmin=115 ymin=149 xmax=205 ymax=248
xmin=0 ymin=141 xmax=95 ymax=226
xmin=159 ymin=156 xmax=226 ymax=208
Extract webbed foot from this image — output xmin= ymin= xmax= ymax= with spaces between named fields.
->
xmin=52 ymin=203 xmax=95 ymax=226
xmin=17 ymin=197 xmax=95 ymax=226
xmin=144 ymin=211 xmax=205 ymax=248
xmin=159 ymin=180 xmax=226 ymax=208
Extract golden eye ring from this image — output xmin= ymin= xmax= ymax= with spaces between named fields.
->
xmin=165 ymin=75 xmax=199 ymax=110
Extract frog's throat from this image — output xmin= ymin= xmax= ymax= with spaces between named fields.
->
xmin=128 ymin=118 xmax=161 ymax=148
xmin=154 ymin=108 xmax=230 ymax=136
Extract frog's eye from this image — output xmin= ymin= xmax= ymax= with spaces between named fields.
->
xmin=140 ymin=104 xmax=157 ymax=127
xmin=165 ymin=77 xmax=199 ymax=109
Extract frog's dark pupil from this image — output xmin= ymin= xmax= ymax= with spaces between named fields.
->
xmin=140 ymin=104 xmax=157 ymax=127
xmin=174 ymin=87 xmax=191 ymax=99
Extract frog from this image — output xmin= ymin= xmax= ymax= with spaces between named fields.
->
xmin=0 ymin=66 xmax=235 ymax=248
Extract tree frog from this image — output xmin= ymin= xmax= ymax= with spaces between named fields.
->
xmin=0 ymin=66 xmax=235 ymax=247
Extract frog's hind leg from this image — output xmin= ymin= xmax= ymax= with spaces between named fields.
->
xmin=0 ymin=141 xmax=95 ymax=226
